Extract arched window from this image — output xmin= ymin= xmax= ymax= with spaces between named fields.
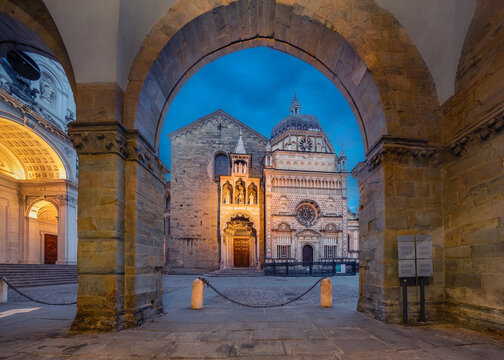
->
xmin=214 ymin=153 xmax=229 ymax=179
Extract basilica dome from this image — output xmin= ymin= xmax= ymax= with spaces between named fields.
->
xmin=270 ymin=94 xmax=323 ymax=139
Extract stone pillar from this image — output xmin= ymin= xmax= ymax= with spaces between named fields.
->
xmin=65 ymin=193 xmax=78 ymax=265
xmin=68 ymin=84 xmax=167 ymax=331
xmin=56 ymin=198 xmax=66 ymax=265
xmin=352 ymin=137 xmax=443 ymax=323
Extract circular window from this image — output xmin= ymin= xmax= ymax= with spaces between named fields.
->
xmin=296 ymin=201 xmax=319 ymax=226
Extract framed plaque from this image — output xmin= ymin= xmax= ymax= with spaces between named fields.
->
xmin=417 ymin=258 xmax=433 ymax=277
xmin=398 ymin=241 xmax=415 ymax=260
xmin=398 ymin=259 xmax=416 ymax=278
xmin=398 ymin=235 xmax=415 ymax=242
xmin=416 ymin=240 xmax=433 ymax=259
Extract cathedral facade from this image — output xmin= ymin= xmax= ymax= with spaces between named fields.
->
xmin=167 ymin=96 xmax=358 ymax=273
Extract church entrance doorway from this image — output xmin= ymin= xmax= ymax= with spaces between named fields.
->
xmin=233 ymin=237 xmax=250 ymax=267
xmin=302 ymin=245 xmax=313 ymax=264
xmin=222 ymin=215 xmax=257 ymax=269
xmin=44 ymin=234 xmax=58 ymax=264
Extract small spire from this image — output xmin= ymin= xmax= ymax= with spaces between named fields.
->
xmin=289 ymin=91 xmax=301 ymax=114
xmin=340 ymin=144 xmax=345 ymax=157
xmin=265 ymin=141 xmax=272 ymax=152
xmin=234 ymin=129 xmax=246 ymax=154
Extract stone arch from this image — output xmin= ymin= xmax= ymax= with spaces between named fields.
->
xmin=0 ymin=116 xmax=70 ymax=181
xmin=235 ymin=178 xmax=246 ymax=204
xmin=27 ymin=197 xmax=59 ymax=219
xmin=247 ymin=182 xmax=257 ymax=205
xmin=0 ymin=2 xmax=75 ymax=91
xmin=213 ymin=151 xmax=229 ymax=179
xmin=125 ymin=0 xmax=440 ymax=152
xmin=224 ymin=212 xmax=256 ymax=231
xmin=222 ymin=181 xmax=233 ymax=204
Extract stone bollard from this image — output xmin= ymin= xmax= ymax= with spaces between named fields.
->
xmin=0 ymin=277 xmax=7 ymax=303
xmin=320 ymin=278 xmax=332 ymax=308
xmin=190 ymin=278 xmax=204 ymax=310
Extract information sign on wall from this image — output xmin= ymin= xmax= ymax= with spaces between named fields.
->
xmin=397 ymin=234 xmax=433 ymax=278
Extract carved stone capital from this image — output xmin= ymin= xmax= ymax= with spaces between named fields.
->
xmin=68 ymin=121 xmax=168 ymax=182
xmin=445 ymin=110 xmax=504 ymax=159
xmin=126 ymin=131 xmax=169 ymax=182
xmin=68 ymin=121 xmax=129 ymax=157
xmin=352 ymin=137 xmax=440 ymax=181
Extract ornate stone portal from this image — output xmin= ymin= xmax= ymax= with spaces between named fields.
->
xmin=219 ymin=133 xmax=261 ymax=269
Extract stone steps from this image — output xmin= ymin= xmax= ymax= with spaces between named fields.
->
xmin=0 ymin=264 xmax=77 ymax=288
xmin=204 ymin=268 xmax=265 ymax=277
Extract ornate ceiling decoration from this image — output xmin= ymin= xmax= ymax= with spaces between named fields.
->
xmin=0 ymin=117 xmax=66 ymax=180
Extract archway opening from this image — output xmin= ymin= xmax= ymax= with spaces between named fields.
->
xmin=223 ymin=215 xmax=257 ymax=269
xmin=0 ymin=14 xmax=78 ymax=270
xmin=161 ymin=46 xmax=362 ymax=311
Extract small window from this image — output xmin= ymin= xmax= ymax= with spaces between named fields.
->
xmin=324 ymin=245 xmax=337 ymax=259
xmin=277 ymin=245 xmax=291 ymax=259
xmin=214 ymin=153 xmax=229 ymax=179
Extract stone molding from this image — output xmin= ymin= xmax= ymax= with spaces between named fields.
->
xmin=353 ymin=112 xmax=504 ymax=180
xmin=0 ymin=88 xmax=71 ymax=143
xmin=68 ymin=121 xmax=168 ymax=182
xmin=352 ymin=137 xmax=439 ymax=180
xmin=446 ymin=110 xmax=504 ymax=158
xmin=167 ymin=109 xmax=268 ymax=143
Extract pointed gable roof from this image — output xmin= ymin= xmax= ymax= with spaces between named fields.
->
xmin=233 ymin=130 xmax=247 ymax=154
xmin=167 ymin=109 xmax=268 ymax=142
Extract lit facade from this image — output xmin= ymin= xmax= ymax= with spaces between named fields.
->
xmin=0 ymin=52 xmax=78 ymax=265
xmin=167 ymin=97 xmax=359 ymax=272
xmin=264 ymin=95 xmax=356 ymax=263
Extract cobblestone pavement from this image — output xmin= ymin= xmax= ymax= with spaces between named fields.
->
xmin=7 ymin=283 xmax=78 ymax=303
xmin=0 ymin=275 xmax=503 ymax=359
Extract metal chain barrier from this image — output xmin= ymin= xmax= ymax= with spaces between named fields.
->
xmin=0 ymin=276 xmax=77 ymax=306
xmin=198 ymin=276 xmax=324 ymax=308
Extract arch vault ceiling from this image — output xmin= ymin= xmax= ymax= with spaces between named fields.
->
xmin=42 ymin=0 xmax=476 ymax=104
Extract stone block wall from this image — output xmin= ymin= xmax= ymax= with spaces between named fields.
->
xmin=353 ymin=139 xmax=443 ymax=324
xmin=440 ymin=0 xmax=504 ymax=334
xmin=71 ymin=152 xmax=126 ymax=331
xmin=69 ymin=84 xmax=168 ymax=331
xmin=167 ymin=111 xmax=267 ymax=273
xmin=123 ymin=139 xmax=165 ymax=327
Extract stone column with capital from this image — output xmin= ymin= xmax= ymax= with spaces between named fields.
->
xmin=352 ymin=137 xmax=443 ymax=324
xmin=68 ymin=84 xmax=167 ymax=331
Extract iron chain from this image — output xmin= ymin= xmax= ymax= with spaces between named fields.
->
xmin=198 ymin=276 xmax=324 ymax=308
xmin=0 ymin=276 xmax=77 ymax=306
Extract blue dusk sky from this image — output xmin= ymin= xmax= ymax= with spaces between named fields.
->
xmin=160 ymin=47 xmax=364 ymax=211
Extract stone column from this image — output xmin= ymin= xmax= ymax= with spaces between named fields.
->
xmin=352 ymin=137 xmax=443 ymax=323
xmin=68 ymin=84 xmax=167 ymax=330
xmin=56 ymin=197 xmax=66 ymax=264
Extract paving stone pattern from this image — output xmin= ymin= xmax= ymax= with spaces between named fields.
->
xmin=7 ymin=284 xmax=78 ymax=304
xmin=0 ymin=275 xmax=503 ymax=359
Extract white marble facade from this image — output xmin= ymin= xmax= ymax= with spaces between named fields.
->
xmin=0 ymin=52 xmax=78 ymax=265
xmin=264 ymin=95 xmax=357 ymax=262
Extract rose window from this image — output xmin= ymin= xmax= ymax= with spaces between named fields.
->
xmin=296 ymin=201 xmax=319 ymax=226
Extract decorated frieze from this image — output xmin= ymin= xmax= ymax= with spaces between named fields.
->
xmin=68 ymin=121 xmax=168 ymax=181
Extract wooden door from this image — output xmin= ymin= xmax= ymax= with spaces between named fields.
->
xmin=233 ymin=237 xmax=250 ymax=267
xmin=44 ymin=234 xmax=57 ymax=264
xmin=302 ymin=245 xmax=313 ymax=264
